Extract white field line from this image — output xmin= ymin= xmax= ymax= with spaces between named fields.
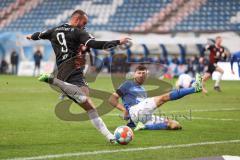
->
xmin=192 ymin=117 xmax=240 ymax=121
xmin=5 ymin=139 xmax=240 ymax=160
xmin=167 ymin=108 xmax=240 ymax=113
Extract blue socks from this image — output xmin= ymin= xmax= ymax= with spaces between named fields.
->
xmin=169 ymin=87 xmax=196 ymax=100
xmin=145 ymin=122 xmax=168 ymax=130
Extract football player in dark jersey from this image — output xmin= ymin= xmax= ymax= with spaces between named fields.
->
xmin=202 ymin=36 xmax=227 ymax=93
xmin=26 ymin=10 xmax=130 ymax=143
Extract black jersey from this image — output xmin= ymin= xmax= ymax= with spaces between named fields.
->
xmin=37 ymin=24 xmax=94 ymax=67
xmin=31 ymin=23 xmax=121 ymax=85
xmin=205 ymin=45 xmax=225 ymax=64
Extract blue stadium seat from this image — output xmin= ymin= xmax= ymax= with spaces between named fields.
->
xmin=0 ymin=0 xmax=239 ymax=32
xmin=174 ymin=0 xmax=240 ymax=32
xmin=0 ymin=0 xmax=170 ymax=32
xmin=0 ymin=0 xmax=14 ymax=9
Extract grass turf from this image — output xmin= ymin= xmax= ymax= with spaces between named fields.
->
xmin=0 ymin=75 xmax=240 ymax=160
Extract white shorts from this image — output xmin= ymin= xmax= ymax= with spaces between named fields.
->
xmin=129 ymin=98 xmax=166 ymax=125
xmin=176 ymin=74 xmax=193 ymax=88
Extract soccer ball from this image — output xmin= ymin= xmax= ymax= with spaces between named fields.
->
xmin=114 ymin=126 xmax=134 ymax=145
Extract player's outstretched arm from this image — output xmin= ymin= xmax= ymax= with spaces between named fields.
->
xmin=26 ymin=34 xmax=33 ymax=40
xmin=108 ymin=93 xmax=125 ymax=112
xmin=26 ymin=29 xmax=53 ymax=40
xmin=86 ymin=37 xmax=131 ymax=50
xmin=108 ymin=92 xmax=129 ymax=120
xmin=26 ymin=32 xmax=41 ymax=40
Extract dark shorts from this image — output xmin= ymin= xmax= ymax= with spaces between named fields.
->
xmin=66 ymin=72 xmax=88 ymax=87
xmin=57 ymin=67 xmax=88 ymax=87
xmin=206 ymin=63 xmax=216 ymax=74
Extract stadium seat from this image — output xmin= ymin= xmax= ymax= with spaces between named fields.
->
xmin=0 ymin=0 xmax=239 ymax=33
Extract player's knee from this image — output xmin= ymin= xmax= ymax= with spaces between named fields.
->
xmin=75 ymin=88 xmax=88 ymax=104
xmin=73 ymin=93 xmax=87 ymax=104
xmin=217 ymin=67 xmax=224 ymax=74
xmin=155 ymin=96 xmax=165 ymax=106
xmin=81 ymin=97 xmax=96 ymax=111
xmin=163 ymin=94 xmax=170 ymax=102
xmin=168 ymin=120 xmax=182 ymax=130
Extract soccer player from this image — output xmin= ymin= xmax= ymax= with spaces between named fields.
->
xmin=230 ymin=51 xmax=240 ymax=77
xmin=26 ymin=9 xmax=130 ymax=143
xmin=202 ymin=36 xmax=227 ymax=93
xmin=108 ymin=65 xmax=202 ymax=131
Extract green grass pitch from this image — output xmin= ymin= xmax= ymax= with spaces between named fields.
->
xmin=0 ymin=75 xmax=240 ymax=160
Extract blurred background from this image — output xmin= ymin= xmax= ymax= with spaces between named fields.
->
xmin=0 ymin=0 xmax=239 ymax=80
